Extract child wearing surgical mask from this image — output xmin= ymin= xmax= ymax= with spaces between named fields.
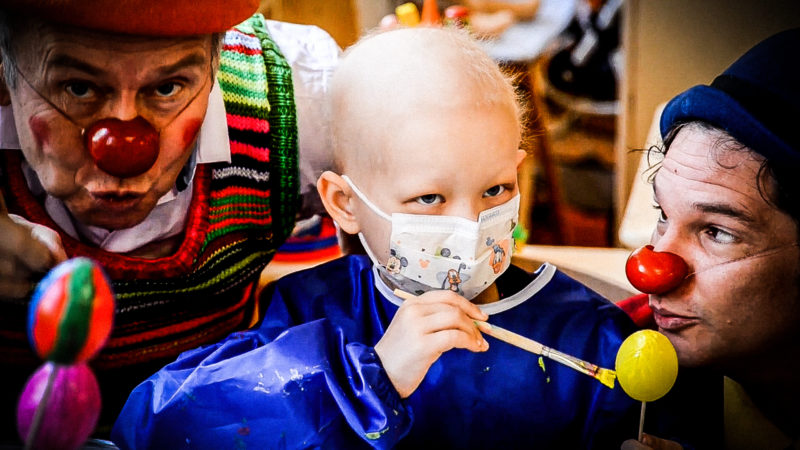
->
xmin=113 ymin=27 xmax=640 ymax=449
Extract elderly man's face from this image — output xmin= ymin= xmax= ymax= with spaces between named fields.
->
xmin=649 ymin=126 xmax=800 ymax=370
xmin=2 ymin=22 xmax=213 ymax=230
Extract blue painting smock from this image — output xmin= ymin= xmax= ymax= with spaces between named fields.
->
xmin=112 ymin=255 xmax=639 ymax=449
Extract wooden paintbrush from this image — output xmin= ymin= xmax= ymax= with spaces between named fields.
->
xmin=393 ymin=288 xmax=617 ymax=389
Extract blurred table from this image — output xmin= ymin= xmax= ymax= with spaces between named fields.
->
xmin=479 ymin=0 xmax=577 ymax=64
xmin=478 ymin=0 xmax=576 ymax=245
xmin=260 ymin=253 xmax=340 ymax=286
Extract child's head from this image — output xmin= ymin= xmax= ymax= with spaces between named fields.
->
xmin=318 ymin=26 xmax=526 ymax=299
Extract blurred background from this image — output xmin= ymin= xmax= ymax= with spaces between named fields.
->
xmin=261 ymin=0 xmax=800 ymax=298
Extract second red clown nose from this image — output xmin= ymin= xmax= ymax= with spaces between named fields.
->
xmin=84 ymin=117 xmax=160 ymax=178
xmin=625 ymin=245 xmax=689 ymax=294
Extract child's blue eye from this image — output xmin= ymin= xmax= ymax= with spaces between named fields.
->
xmin=415 ymin=194 xmax=443 ymax=205
xmin=483 ymin=185 xmax=505 ymax=197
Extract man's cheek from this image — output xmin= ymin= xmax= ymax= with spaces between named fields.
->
xmin=29 ymin=115 xmax=50 ymax=148
xmin=181 ymin=118 xmax=203 ymax=150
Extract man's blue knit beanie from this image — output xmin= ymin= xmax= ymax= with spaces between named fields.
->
xmin=660 ymin=27 xmax=800 ymax=167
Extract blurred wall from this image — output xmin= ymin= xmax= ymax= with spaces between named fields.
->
xmin=260 ymin=0 xmax=394 ymax=49
xmin=357 ymin=0 xmax=394 ymax=34
xmin=614 ymin=0 xmax=800 ymax=243
xmin=260 ymin=0 xmax=361 ymax=48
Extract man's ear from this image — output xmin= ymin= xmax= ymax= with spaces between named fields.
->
xmin=516 ymin=149 xmax=528 ymax=168
xmin=0 ymin=63 xmax=11 ymax=106
xmin=317 ymin=171 xmax=361 ymax=235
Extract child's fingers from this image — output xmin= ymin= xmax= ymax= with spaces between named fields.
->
xmin=428 ymin=328 xmax=489 ymax=353
xmin=395 ymin=302 xmax=484 ymax=343
xmin=413 ymin=290 xmax=488 ymax=320
xmin=421 ymin=309 xmax=485 ymax=341
xmin=399 ymin=296 xmax=489 ymax=342
xmin=399 ymin=300 xmax=476 ymax=322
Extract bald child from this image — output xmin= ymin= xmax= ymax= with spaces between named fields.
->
xmin=113 ymin=27 xmax=639 ymax=449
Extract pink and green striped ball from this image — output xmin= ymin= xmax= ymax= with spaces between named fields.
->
xmin=28 ymin=257 xmax=115 ymax=364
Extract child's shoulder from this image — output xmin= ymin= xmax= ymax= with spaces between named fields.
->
xmin=500 ymin=263 xmax=609 ymax=305
xmin=501 ymin=264 xmax=635 ymax=329
xmin=275 ymin=254 xmax=373 ymax=287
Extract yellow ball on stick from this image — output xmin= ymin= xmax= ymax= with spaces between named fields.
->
xmin=615 ymin=329 xmax=679 ymax=441
xmin=615 ymin=329 xmax=678 ymax=402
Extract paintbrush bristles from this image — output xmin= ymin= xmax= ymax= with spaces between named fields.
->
xmin=595 ymin=369 xmax=617 ymax=389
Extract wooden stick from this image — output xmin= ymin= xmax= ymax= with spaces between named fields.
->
xmin=25 ymin=364 xmax=59 ymax=450
xmin=638 ymin=401 xmax=646 ymax=442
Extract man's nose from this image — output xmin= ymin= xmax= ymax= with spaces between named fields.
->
xmin=102 ymin=91 xmax=140 ymax=121
xmin=651 ymin=226 xmax=685 ymax=259
xmin=649 ymin=227 xmax=693 ymax=289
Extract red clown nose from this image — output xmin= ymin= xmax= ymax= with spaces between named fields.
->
xmin=84 ymin=117 xmax=159 ymax=178
xmin=625 ymin=245 xmax=689 ymax=294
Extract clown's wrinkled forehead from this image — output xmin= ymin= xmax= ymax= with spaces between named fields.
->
xmin=329 ymin=27 xmax=522 ymax=174
xmin=0 ymin=9 xmax=224 ymax=90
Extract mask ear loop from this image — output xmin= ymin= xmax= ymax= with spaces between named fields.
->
xmin=339 ymin=175 xmax=390 ymax=264
xmin=340 ymin=175 xmax=392 ymax=221
xmin=683 ymin=242 xmax=800 ymax=280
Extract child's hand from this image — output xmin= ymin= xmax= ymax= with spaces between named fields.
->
xmin=375 ymin=290 xmax=490 ymax=398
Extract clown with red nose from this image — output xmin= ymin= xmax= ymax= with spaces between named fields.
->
xmin=618 ymin=28 xmax=800 ymax=450
xmin=0 ymin=0 xmax=339 ymax=439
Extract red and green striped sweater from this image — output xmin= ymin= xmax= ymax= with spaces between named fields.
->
xmin=0 ymin=14 xmax=298 ymax=429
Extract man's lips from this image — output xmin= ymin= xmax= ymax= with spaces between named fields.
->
xmin=651 ymin=306 xmax=699 ymax=332
xmin=89 ymin=191 xmax=145 ymax=210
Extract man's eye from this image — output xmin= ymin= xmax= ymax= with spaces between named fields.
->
xmin=707 ymin=227 xmax=736 ymax=244
xmin=65 ymin=82 xmax=93 ymax=99
xmin=483 ymin=185 xmax=506 ymax=197
xmin=155 ymin=82 xmax=181 ymax=97
xmin=415 ymin=194 xmax=443 ymax=205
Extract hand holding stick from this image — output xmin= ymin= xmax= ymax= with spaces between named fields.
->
xmin=393 ymin=289 xmax=617 ymax=388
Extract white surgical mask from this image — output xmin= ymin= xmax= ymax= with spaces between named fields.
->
xmin=342 ymin=175 xmax=519 ymax=300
